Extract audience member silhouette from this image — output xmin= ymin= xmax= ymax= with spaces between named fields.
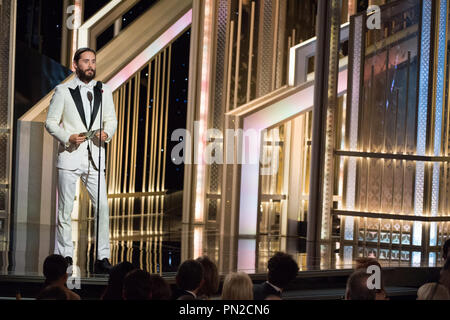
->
xmin=355 ymin=257 xmax=388 ymax=300
xmin=149 ymin=274 xmax=172 ymax=300
xmin=443 ymin=238 xmax=450 ymax=261
xmin=253 ymin=252 xmax=299 ymax=300
xmin=345 ymin=269 xmax=376 ymax=300
xmin=172 ymin=259 xmax=204 ymax=300
xmin=123 ymin=269 xmax=153 ymax=300
xmin=196 ymin=256 xmax=219 ymax=299
xmin=40 ymin=254 xmax=80 ymax=300
xmin=101 ymin=261 xmax=137 ymax=300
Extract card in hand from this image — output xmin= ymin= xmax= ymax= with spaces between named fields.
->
xmin=79 ymin=129 xmax=98 ymax=140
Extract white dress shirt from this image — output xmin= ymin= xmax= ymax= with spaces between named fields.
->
xmin=75 ymin=76 xmax=96 ymax=128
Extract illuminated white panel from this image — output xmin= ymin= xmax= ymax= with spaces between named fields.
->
xmin=412 ymin=251 xmax=421 ymax=266
xmin=194 ymin=0 xmax=213 ymax=222
xmin=237 ymin=239 xmax=256 ymax=273
xmin=413 ymin=1 xmax=432 ymax=246
xmin=238 ymin=69 xmax=348 ymax=235
xmin=430 ymin=0 xmax=447 ymax=246
xmin=343 ymin=246 xmax=353 ymax=268
xmin=429 ymin=252 xmax=436 ymax=267
xmin=107 ymin=9 xmax=193 ymax=91
xmin=345 ymin=15 xmax=363 ymax=241
xmin=193 ymin=226 xmax=203 ymax=259
xmin=288 ymin=23 xmax=349 ymax=87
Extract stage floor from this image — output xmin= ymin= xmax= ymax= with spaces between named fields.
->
xmin=0 ymin=212 xmax=445 ymax=279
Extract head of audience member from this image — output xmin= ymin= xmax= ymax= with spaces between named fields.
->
xmin=176 ymin=259 xmax=204 ymax=296
xmin=196 ymin=256 xmax=219 ymax=299
xmin=345 ymin=269 xmax=376 ymax=300
xmin=439 ymin=257 xmax=450 ymax=290
xmin=149 ymin=274 xmax=172 ymax=300
xmin=43 ymin=254 xmax=69 ymax=287
xmin=123 ymin=269 xmax=152 ymax=300
xmin=355 ymin=257 xmax=381 ymax=270
xmin=266 ymin=252 xmax=299 ymax=290
xmin=417 ymin=282 xmax=450 ymax=300
xmin=36 ymin=285 xmax=68 ymax=300
xmin=102 ymin=261 xmax=137 ymax=300
xmin=221 ymin=272 xmax=254 ymax=300
xmin=355 ymin=257 xmax=387 ymax=300
xmin=443 ymin=238 xmax=450 ymax=261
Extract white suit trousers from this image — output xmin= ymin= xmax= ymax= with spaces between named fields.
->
xmin=55 ymin=149 xmax=110 ymax=260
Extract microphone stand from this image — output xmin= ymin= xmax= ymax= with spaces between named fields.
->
xmin=96 ymin=88 xmax=103 ymax=265
xmin=87 ymin=86 xmax=103 ymax=267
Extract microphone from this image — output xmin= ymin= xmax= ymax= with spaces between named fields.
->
xmin=87 ymin=91 xmax=94 ymax=131
xmin=87 ymin=91 xmax=93 ymax=103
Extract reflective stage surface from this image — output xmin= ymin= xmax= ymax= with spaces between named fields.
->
xmin=0 ymin=208 xmax=446 ymax=279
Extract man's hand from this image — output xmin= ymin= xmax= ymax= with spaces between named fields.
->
xmin=95 ymin=131 xmax=109 ymax=142
xmin=69 ymin=134 xmax=86 ymax=145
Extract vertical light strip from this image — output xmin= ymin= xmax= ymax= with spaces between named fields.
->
xmin=225 ymin=20 xmax=234 ymax=112
xmin=162 ymin=45 xmax=172 ymax=191
xmin=271 ymin=0 xmax=279 ymax=91
xmin=142 ymin=63 xmax=151 ymax=193
xmin=430 ymin=0 xmax=447 ymax=246
xmin=345 ymin=16 xmax=363 ymax=241
xmin=194 ymin=226 xmax=203 ymax=258
xmin=124 ymin=82 xmax=132 ymax=192
xmin=156 ymin=50 xmax=166 ymax=192
xmin=413 ymin=0 xmax=433 ymax=246
xmin=194 ymin=0 xmax=213 ymax=222
xmin=154 ymin=54 xmax=161 ymax=191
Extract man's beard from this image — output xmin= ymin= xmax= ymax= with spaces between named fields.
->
xmin=77 ymin=68 xmax=96 ymax=82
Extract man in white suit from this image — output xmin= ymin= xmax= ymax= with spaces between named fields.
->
xmin=45 ymin=47 xmax=117 ymax=274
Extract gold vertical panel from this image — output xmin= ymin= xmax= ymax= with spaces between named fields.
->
xmin=156 ymin=50 xmax=166 ymax=192
xmin=233 ymin=0 xmax=243 ymax=109
xmin=271 ymin=0 xmax=280 ymax=91
xmin=134 ymin=73 xmax=141 ymax=190
xmin=148 ymin=60 xmax=156 ymax=192
xmin=142 ymin=62 xmax=152 ymax=193
xmin=226 ymin=20 xmax=234 ymax=113
xmin=162 ymin=45 xmax=172 ymax=191
xmin=246 ymin=2 xmax=255 ymax=103
xmin=130 ymin=75 xmax=139 ymax=193
xmin=123 ymin=82 xmax=131 ymax=192
xmin=116 ymin=87 xmax=125 ymax=193
xmin=150 ymin=57 xmax=160 ymax=192
xmin=153 ymin=54 xmax=161 ymax=192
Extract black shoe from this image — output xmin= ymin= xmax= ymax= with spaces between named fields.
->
xmin=94 ymin=258 xmax=112 ymax=274
xmin=65 ymin=256 xmax=73 ymax=266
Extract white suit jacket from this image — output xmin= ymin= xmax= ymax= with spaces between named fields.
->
xmin=45 ymin=77 xmax=118 ymax=171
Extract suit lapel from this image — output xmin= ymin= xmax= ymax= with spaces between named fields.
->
xmin=90 ymin=84 xmax=102 ymax=130
xmin=69 ymin=86 xmax=88 ymax=130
